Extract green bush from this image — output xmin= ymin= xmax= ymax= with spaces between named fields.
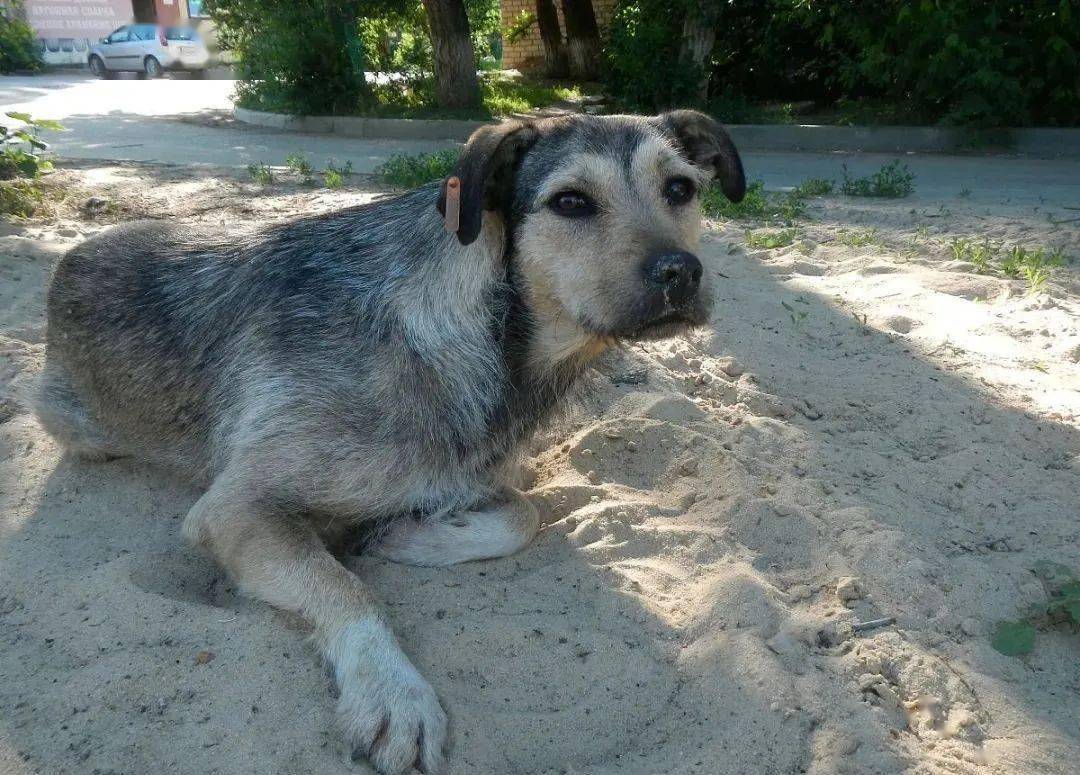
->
xmin=604 ymin=0 xmax=1080 ymax=127
xmin=206 ymin=0 xmax=370 ymax=115
xmin=0 ymin=3 xmax=42 ymax=73
xmin=606 ymin=0 xmax=702 ymax=111
xmin=825 ymin=1 xmax=1080 ymax=126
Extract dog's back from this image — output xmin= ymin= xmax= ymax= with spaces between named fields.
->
xmin=38 ymin=220 xmax=257 ymax=479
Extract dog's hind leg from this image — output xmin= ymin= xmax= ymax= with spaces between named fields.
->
xmin=183 ymin=474 xmax=448 ymax=775
xmin=34 ymin=362 xmax=124 ymax=461
xmin=372 ymin=488 xmax=540 ymax=567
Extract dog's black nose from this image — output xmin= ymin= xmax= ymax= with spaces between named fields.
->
xmin=643 ymin=250 xmax=702 ymax=305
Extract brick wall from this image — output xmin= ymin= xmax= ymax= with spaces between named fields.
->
xmin=501 ymin=0 xmax=615 ymax=73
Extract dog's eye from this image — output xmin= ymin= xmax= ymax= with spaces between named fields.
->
xmin=548 ymin=190 xmax=596 ymax=218
xmin=664 ymin=177 xmax=696 ymax=206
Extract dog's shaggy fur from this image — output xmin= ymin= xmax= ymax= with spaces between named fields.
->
xmin=35 ymin=111 xmax=744 ymax=773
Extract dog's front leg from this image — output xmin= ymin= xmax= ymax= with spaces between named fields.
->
xmin=373 ymin=487 xmax=540 ymax=567
xmin=183 ymin=477 xmax=447 ymax=774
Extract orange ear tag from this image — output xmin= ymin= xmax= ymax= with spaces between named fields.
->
xmin=444 ymin=176 xmax=461 ymax=234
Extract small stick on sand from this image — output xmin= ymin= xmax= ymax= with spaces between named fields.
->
xmin=852 ymin=616 xmax=896 ymax=634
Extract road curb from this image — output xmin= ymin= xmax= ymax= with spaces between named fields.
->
xmin=233 ymin=107 xmax=1080 ymax=157
xmin=234 ymin=107 xmax=493 ymax=142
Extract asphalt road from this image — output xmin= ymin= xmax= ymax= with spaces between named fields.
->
xmin=2 ymin=71 xmax=1079 ymax=206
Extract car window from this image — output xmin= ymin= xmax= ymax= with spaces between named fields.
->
xmin=131 ymin=25 xmax=157 ymax=41
xmin=107 ymin=27 xmax=129 ymax=43
xmin=165 ymin=27 xmax=197 ymax=42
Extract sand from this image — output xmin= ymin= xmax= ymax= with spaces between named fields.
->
xmin=1 ymin=161 xmax=1078 ymax=775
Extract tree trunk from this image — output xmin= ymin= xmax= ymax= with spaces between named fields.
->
xmin=422 ymin=0 xmax=482 ymax=110
xmin=560 ymin=0 xmax=601 ymax=80
xmin=535 ymin=0 xmax=568 ymax=79
xmin=677 ymin=1 xmax=719 ymax=104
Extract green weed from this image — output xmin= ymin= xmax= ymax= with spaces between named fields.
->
xmin=1002 ymin=246 xmax=1066 ymax=293
xmin=0 ymin=112 xmax=64 ymax=216
xmin=781 ymin=297 xmax=811 ymax=326
xmin=992 ymin=561 xmax=1080 ymax=657
xmin=746 ymin=228 xmax=797 ymax=249
xmin=950 ymin=239 xmax=1065 ymax=293
xmin=375 ymin=149 xmax=459 ymax=189
xmin=247 ymin=162 xmax=274 ymax=185
xmin=701 ymin=180 xmax=806 ymax=224
xmin=0 ymin=179 xmax=43 ymax=217
xmin=323 ymin=159 xmax=353 ymax=189
xmin=323 ymin=169 xmax=344 ymax=189
xmin=792 ymin=177 xmax=834 ymax=197
xmin=841 ymin=160 xmax=915 ymax=198
xmin=1 ymin=112 xmax=64 ymax=181
xmin=836 ymin=228 xmax=880 ymax=248
xmin=285 ymin=152 xmax=314 ymax=184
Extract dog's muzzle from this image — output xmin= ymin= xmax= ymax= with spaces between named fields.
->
xmin=625 ymin=250 xmax=711 ymax=338
xmin=643 ymin=250 xmax=702 ymax=307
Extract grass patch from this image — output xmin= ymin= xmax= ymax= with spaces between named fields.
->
xmin=746 ymin=228 xmax=797 ymax=249
xmin=792 ymin=178 xmax=834 ymax=197
xmin=836 ymin=228 xmax=881 ymax=248
xmin=237 ymin=73 xmax=582 ymax=120
xmin=364 ymin=74 xmax=580 ymax=120
xmin=374 ymin=149 xmax=459 ymax=188
xmin=701 ymin=180 xmax=806 ymax=224
xmin=841 ymin=160 xmax=915 ymax=198
xmin=949 ymin=237 xmax=999 ymax=273
xmin=483 ymin=77 xmax=581 ymax=116
xmin=1002 ymin=246 xmax=1065 ymax=293
xmin=951 ymin=238 xmax=1066 ymax=293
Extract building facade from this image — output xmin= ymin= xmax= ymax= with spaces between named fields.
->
xmin=500 ymin=0 xmax=616 ymax=72
xmin=20 ymin=0 xmax=209 ymax=65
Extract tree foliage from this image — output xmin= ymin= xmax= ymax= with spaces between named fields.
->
xmin=0 ymin=2 xmax=42 ymax=74
xmin=205 ymin=0 xmax=371 ymax=114
xmin=605 ymin=0 xmax=1080 ymax=127
xmin=207 ymin=0 xmax=500 ymax=114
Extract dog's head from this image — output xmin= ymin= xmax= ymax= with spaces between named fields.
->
xmin=437 ymin=111 xmax=744 ymax=350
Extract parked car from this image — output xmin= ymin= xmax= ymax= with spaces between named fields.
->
xmin=88 ymin=24 xmax=209 ymax=79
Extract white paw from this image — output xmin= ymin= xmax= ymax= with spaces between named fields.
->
xmin=373 ymin=495 xmax=539 ymax=567
xmin=327 ymin=618 xmax=448 ymax=774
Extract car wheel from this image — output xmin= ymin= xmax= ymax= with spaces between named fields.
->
xmin=88 ymin=56 xmax=108 ymax=79
xmin=143 ymin=56 xmax=163 ymax=78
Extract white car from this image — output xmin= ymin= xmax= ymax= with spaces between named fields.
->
xmin=88 ymin=24 xmax=210 ymax=79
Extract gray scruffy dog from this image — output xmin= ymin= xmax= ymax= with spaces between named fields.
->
xmin=36 ymin=111 xmax=744 ymax=773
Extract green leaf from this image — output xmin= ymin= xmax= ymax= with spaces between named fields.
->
xmin=4 ymin=111 xmax=33 ymax=123
xmin=32 ymin=119 xmax=65 ymax=131
xmin=991 ymin=620 xmax=1036 ymax=657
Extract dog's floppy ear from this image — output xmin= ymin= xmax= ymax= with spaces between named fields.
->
xmin=437 ymin=120 xmax=540 ymax=245
xmin=654 ymin=109 xmax=746 ymax=203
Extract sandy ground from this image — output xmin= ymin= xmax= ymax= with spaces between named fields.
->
xmin=1 ymin=160 xmax=1078 ymax=775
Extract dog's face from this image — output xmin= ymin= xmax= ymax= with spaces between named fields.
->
xmin=438 ymin=111 xmax=745 ymax=354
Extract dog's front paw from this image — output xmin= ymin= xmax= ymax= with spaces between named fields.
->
xmin=328 ymin=618 xmax=448 ymax=774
